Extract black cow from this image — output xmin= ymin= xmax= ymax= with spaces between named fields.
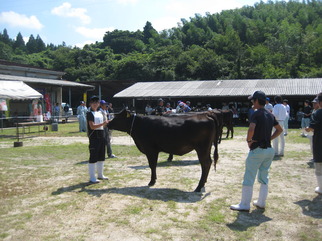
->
xmin=221 ymin=110 xmax=234 ymax=139
xmin=108 ymin=109 xmax=220 ymax=192
xmin=166 ymin=109 xmax=223 ymax=160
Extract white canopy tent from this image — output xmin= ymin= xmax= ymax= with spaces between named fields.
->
xmin=0 ymin=80 xmax=43 ymax=99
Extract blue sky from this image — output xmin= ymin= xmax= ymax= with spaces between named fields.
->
xmin=1 ymin=0 xmax=263 ymax=48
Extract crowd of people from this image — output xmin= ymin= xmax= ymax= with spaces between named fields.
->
xmin=145 ymin=99 xmax=193 ymax=115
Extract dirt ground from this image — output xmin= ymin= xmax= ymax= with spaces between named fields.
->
xmin=1 ymin=130 xmax=322 ymax=240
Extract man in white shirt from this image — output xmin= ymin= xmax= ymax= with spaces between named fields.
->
xmin=283 ymin=99 xmax=290 ymax=136
xmin=272 ymin=95 xmax=287 ymax=157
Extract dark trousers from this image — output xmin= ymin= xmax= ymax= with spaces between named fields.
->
xmin=104 ymin=127 xmax=113 ymax=157
xmin=88 ymin=130 xmax=105 ymax=163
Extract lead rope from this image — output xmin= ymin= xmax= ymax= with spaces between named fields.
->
xmin=129 ymin=113 xmax=136 ymax=137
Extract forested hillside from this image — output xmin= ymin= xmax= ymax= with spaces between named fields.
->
xmin=0 ymin=0 xmax=321 ymax=82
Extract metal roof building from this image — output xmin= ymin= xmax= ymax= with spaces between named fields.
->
xmin=114 ymin=78 xmax=322 ymax=99
xmin=0 ymin=74 xmax=94 ymax=89
xmin=113 ymin=78 xmax=322 ymax=117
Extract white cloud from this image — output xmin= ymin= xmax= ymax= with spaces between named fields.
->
xmin=23 ymin=36 xmax=29 ymax=43
xmin=117 ymin=0 xmax=139 ymax=5
xmin=75 ymin=26 xmax=115 ymax=39
xmin=0 ymin=11 xmax=43 ymax=30
xmin=152 ymin=0 xmax=247 ymax=31
xmin=153 ymin=16 xmax=181 ymax=32
xmin=75 ymin=40 xmax=96 ymax=48
xmin=51 ymin=2 xmax=91 ymax=25
xmin=165 ymin=0 xmax=244 ymax=19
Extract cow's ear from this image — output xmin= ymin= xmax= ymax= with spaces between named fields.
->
xmin=127 ymin=112 xmax=131 ymax=118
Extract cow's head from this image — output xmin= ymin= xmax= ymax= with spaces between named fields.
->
xmin=108 ymin=108 xmax=133 ymax=133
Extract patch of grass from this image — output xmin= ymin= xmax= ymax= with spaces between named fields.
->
xmin=298 ymin=230 xmax=322 ymax=241
xmin=204 ymin=199 xmax=226 ymax=224
xmin=124 ymin=204 xmax=144 ymax=215
xmin=145 ymin=228 xmax=160 ymax=234
xmin=0 ymin=233 xmax=10 ymax=239
xmin=166 ymin=200 xmax=177 ymax=209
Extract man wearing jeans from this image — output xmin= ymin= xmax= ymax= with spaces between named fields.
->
xmin=230 ymin=91 xmax=283 ymax=211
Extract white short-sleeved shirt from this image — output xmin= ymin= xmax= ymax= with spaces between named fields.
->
xmin=89 ymin=111 xmax=104 ymax=130
xmin=273 ymin=103 xmax=287 ymax=121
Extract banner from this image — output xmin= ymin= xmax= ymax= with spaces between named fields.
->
xmin=0 ymin=99 xmax=8 ymax=111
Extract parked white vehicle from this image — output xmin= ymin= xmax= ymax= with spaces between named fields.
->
xmin=61 ymin=103 xmax=73 ymax=116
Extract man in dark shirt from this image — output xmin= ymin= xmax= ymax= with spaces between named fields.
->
xmin=301 ymin=100 xmax=312 ymax=136
xmin=155 ymin=98 xmax=166 ymax=115
xmin=231 ymin=91 xmax=283 ymax=211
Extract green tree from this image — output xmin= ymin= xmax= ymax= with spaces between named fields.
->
xmin=0 ymin=42 xmax=13 ymax=60
xmin=26 ymin=34 xmax=37 ymax=53
xmin=36 ymin=35 xmax=46 ymax=52
xmin=143 ymin=21 xmax=158 ymax=44
xmin=13 ymin=32 xmax=25 ymax=51
xmin=0 ymin=29 xmax=11 ymax=45
xmin=102 ymin=30 xmax=144 ymax=54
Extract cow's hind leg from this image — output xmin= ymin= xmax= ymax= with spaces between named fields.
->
xmin=167 ymin=154 xmax=173 ymax=162
xmin=226 ymin=127 xmax=230 ymax=139
xmin=146 ymin=152 xmax=159 ymax=187
xmin=194 ymin=149 xmax=212 ymax=192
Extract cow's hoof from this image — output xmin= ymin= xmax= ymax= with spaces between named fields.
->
xmin=148 ymin=181 xmax=156 ymax=186
xmin=167 ymin=159 xmax=172 ymax=162
xmin=194 ymin=187 xmax=205 ymax=193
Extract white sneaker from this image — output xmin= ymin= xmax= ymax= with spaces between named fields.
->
xmin=315 ymin=187 xmax=322 ymax=195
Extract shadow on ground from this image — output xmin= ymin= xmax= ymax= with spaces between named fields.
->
xmin=52 ymin=182 xmax=209 ymax=203
xmin=129 ymin=159 xmax=199 ymax=170
xmin=294 ymin=194 xmax=322 ymax=219
xmin=227 ymin=209 xmax=272 ymax=231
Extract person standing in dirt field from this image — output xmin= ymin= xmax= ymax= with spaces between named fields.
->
xmin=77 ymin=101 xmax=87 ymax=132
xmin=100 ymin=100 xmax=117 ymax=159
xmin=86 ymin=96 xmax=110 ymax=184
xmin=272 ymin=95 xmax=287 ymax=157
xmin=230 ymin=91 xmax=283 ymax=212
xmin=301 ymin=100 xmax=312 ymax=136
xmin=305 ymin=92 xmax=322 ymax=195
xmin=283 ymin=99 xmax=290 ymax=136
xmin=307 ymin=97 xmax=319 ymax=167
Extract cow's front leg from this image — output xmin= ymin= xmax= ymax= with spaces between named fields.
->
xmin=146 ymin=152 xmax=159 ymax=186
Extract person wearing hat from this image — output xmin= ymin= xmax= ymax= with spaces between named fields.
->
xmin=77 ymin=101 xmax=87 ymax=132
xmin=283 ymin=99 xmax=290 ymax=136
xmin=99 ymin=100 xmax=117 ymax=159
xmin=264 ymin=97 xmax=273 ymax=113
xmin=272 ymin=95 xmax=287 ymax=157
xmin=86 ymin=96 xmax=110 ymax=183
xmin=230 ymin=91 xmax=282 ymax=211
xmin=306 ymin=92 xmax=322 ymax=195
xmin=155 ymin=98 xmax=166 ymax=115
